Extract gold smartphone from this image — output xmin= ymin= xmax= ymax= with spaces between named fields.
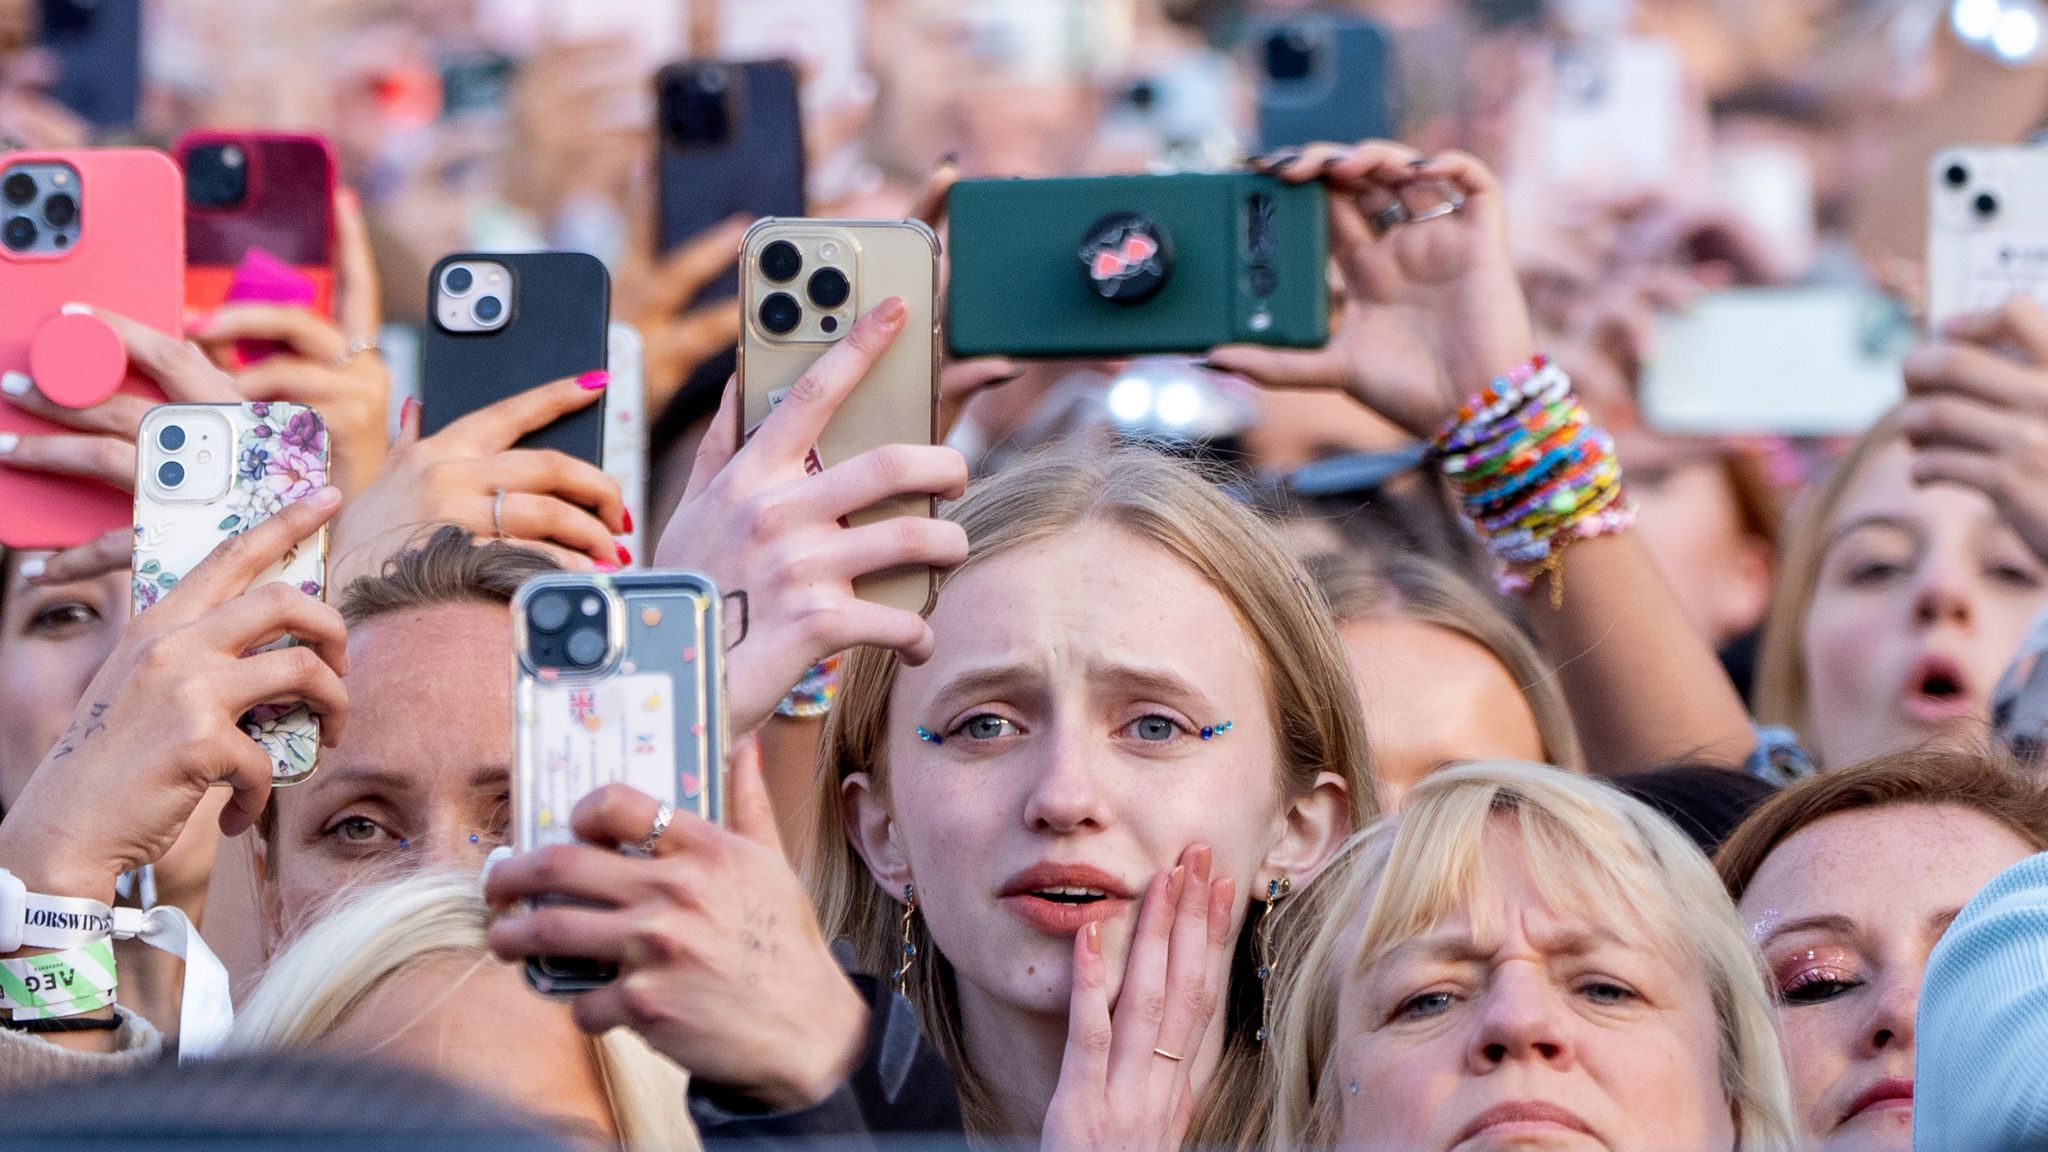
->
xmin=738 ymin=218 xmax=942 ymax=616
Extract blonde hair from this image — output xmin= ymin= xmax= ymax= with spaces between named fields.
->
xmin=1261 ymin=761 xmax=1797 ymax=1152
xmin=1754 ymin=416 xmax=1904 ymax=758
xmin=808 ymin=447 xmax=1379 ymax=1140
xmin=1304 ymin=548 xmax=1586 ymax=774
xmin=227 ymin=870 xmax=699 ymax=1152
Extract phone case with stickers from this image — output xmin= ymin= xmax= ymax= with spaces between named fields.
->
xmin=513 ymin=571 xmax=724 ymax=995
xmin=1928 ymin=147 xmax=2048 ymax=330
xmin=738 ymin=219 xmax=939 ymax=616
xmin=133 ymin=402 xmax=330 ymax=783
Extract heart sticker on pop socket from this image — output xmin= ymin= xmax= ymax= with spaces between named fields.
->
xmin=29 ymin=310 xmax=127 ymax=409
xmin=1077 ymin=211 xmax=1173 ymax=304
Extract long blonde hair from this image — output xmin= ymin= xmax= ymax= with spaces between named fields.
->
xmin=808 ymin=447 xmax=1378 ymax=1141
xmin=227 ymin=869 xmax=699 ymax=1152
xmin=1753 ymin=416 xmax=1904 ymax=759
xmin=1261 ymin=761 xmax=1797 ymax=1152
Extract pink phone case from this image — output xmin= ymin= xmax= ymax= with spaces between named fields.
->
xmin=0 ymin=148 xmax=184 ymax=551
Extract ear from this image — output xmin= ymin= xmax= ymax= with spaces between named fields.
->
xmin=1262 ymin=771 xmax=1352 ymax=889
xmin=841 ymin=771 xmax=914 ymax=902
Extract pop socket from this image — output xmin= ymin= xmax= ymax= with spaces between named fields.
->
xmin=1077 ymin=211 xmax=1173 ymax=304
xmin=27 ymin=310 xmax=127 ymax=409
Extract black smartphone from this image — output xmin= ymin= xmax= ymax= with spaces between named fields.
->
xmin=654 ymin=58 xmax=806 ymax=305
xmin=421 ymin=252 xmax=609 ymax=466
xmin=1254 ymin=11 xmax=1395 ymax=152
xmin=36 ymin=0 xmax=142 ymax=130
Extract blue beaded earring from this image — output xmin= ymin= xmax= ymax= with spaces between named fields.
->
xmin=1199 ymin=720 xmax=1235 ymax=741
xmin=915 ymin=726 xmax=943 ymax=745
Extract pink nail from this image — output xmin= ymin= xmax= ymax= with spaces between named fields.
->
xmin=595 ymin=561 xmax=619 ymax=573
xmin=577 ymin=370 xmax=609 ymax=391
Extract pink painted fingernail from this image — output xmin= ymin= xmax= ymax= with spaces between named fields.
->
xmin=401 ymin=396 xmax=419 ymax=425
xmin=595 ymin=561 xmax=619 ymax=573
xmin=577 ymin=370 xmax=609 ymax=391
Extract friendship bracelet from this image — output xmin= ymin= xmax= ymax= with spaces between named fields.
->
xmin=1432 ymin=358 xmax=1635 ymax=606
xmin=0 ymin=938 xmax=117 ymax=1021
xmin=775 ymin=655 xmax=842 ymax=720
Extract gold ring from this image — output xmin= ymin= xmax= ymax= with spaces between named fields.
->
xmin=1153 ymin=1048 xmax=1184 ymax=1062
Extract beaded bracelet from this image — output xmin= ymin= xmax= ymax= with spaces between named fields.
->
xmin=775 ymin=655 xmax=842 ymax=720
xmin=1432 ymin=358 xmax=1635 ymax=605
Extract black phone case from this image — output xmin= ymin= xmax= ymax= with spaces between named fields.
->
xmin=655 ymin=59 xmax=806 ymax=305
xmin=1256 ymin=16 xmax=1394 ymax=152
xmin=421 ymin=251 xmax=610 ymax=465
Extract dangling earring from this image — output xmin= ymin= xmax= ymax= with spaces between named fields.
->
xmin=892 ymin=883 xmax=918 ymax=995
xmin=1255 ymin=875 xmax=1292 ymax=1043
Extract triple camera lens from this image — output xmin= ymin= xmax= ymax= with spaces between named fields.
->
xmin=756 ymin=241 xmax=853 ymax=336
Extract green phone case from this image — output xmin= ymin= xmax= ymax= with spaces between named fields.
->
xmin=945 ymin=172 xmax=1328 ymax=359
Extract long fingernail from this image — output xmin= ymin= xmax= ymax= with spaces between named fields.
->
xmin=401 ymin=396 xmax=420 ymax=425
xmin=577 ymin=370 xmax=610 ymax=391
xmin=18 ymin=556 xmax=44 ymax=581
xmin=0 ymin=434 xmax=17 ymax=454
xmin=621 ymin=507 xmax=633 ymax=533
xmin=1 ymin=371 xmax=31 ymax=397
xmin=59 ymin=302 xmax=92 ymax=316
xmin=616 ymin=543 xmax=632 ymax=566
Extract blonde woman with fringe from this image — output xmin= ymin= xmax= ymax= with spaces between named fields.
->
xmin=1259 ymin=761 xmax=1798 ymax=1152
xmin=227 ymin=869 xmax=699 ymax=1152
xmin=810 ymin=446 xmax=1375 ymax=1146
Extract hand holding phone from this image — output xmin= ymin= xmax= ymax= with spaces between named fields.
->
xmin=484 ymin=738 xmax=869 ymax=1111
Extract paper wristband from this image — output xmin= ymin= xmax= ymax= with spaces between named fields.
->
xmin=0 ymin=938 xmax=116 ymax=1020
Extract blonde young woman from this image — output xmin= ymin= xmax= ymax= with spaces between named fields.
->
xmin=228 ymin=869 xmax=696 ymax=1151
xmin=1261 ymin=761 xmax=1799 ymax=1152
xmin=809 ymin=446 xmax=1374 ymax=1145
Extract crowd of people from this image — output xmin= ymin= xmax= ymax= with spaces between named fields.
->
xmin=7 ymin=0 xmax=2048 ymax=1149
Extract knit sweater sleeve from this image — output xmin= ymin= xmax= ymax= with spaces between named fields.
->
xmin=0 ymin=1007 xmax=164 ymax=1092
xmin=1916 ymin=851 xmax=2048 ymax=1152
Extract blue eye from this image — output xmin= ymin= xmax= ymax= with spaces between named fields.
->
xmin=960 ymin=714 xmax=1017 ymax=740
xmin=1129 ymin=715 xmax=1180 ymax=742
xmin=326 ymin=816 xmax=388 ymax=844
xmin=1396 ymin=990 xmax=1455 ymax=1020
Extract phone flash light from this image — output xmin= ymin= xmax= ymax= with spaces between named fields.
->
xmin=640 ymin=606 xmax=663 ymax=627
xmin=49 ymin=171 xmax=68 ymax=187
xmin=196 ymin=450 xmax=212 ymax=463
xmin=820 ymin=242 xmax=840 ymax=260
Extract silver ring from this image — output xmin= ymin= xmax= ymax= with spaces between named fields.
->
xmin=336 ymin=335 xmax=381 ymax=369
xmin=640 ymin=802 xmax=676 ymax=855
xmin=1404 ymin=193 xmax=1466 ymax=227
xmin=491 ymin=489 xmax=507 ymax=538
xmin=1369 ymin=200 xmax=1410 ymax=236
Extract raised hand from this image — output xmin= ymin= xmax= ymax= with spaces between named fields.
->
xmin=1042 ymin=845 xmax=1234 ymax=1152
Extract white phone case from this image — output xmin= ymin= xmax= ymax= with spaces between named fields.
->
xmin=134 ymin=402 xmax=329 ymax=783
xmin=1928 ymin=146 xmax=2048 ymax=329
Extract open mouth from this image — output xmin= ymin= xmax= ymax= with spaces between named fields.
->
xmin=1031 ymin=887 xmax=1109 ymax=905
xmin=1903 ymin=656 xmax=1974 ymax=722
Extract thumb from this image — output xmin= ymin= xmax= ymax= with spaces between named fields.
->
xmin=725 ymin=735 xmax=785 ymax=856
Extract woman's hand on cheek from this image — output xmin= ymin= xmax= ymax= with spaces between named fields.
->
xmin=327 ymin=373 xmax=627 ymax=586
xmin=1205 ymin=141 xmax=1536 ymax=439
xmin=0 ymin=486 xmax=348 ymax=904
xmin=653 ymin=298 xmax=971 ymax=733
xmin=1902 ymin=294 xmax=2048 ymax=565
xmin=1042 ymin=845 xmax=1235 ymax=1152
xmin=482 ymin=738 xmax=868 ymax=1112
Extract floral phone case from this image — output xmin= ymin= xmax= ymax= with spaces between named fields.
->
xmin=133 ymin=402 xmax=330 ymax=784
xmin=512 ymin=571 xmax=724 ymax=995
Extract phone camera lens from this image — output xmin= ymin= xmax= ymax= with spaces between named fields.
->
xmin=156 ymin=424 xmax=187 ymax=452
xmin=1266 ymin=29 xmax=1316 ymax=81
xmin=565 ymin=627 xmax=607 ymax=668
xmin=443 ymin=265 xmax=475 ymax=295
xmin=41 ymin=193 xmax=75 ymax=229
xmin=759 ymin=292 xmax=802 ymax=336
xmin=807 ymin=267 xmax=850 ymax=309
xmin=2 ymin=215 xmax=34 ymax=251
xmin=1946 ymin=163 xmax=1971 ymax=188
xmin=1976 ymin=192 xmax=2001 ymax=219
xmin=760 ymin=240 xmax=802 ymax=282
xmin=2 ymin=172 xmax=34 ymax=206
xmin=529 ymin=592 xmax=571 ymax=633
xmin=474 ymin=294 xmax=504 ymax=323
xmin=157 ymin=460 xmax=186 ymax=489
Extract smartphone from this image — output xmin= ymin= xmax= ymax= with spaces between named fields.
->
xmin=438 ymin=52 xmax=519 ymax=122
xmin=513 ymin=570 xmax=725 ymax=995
xmin=421 ymin=252 xmax=609 ymax=466
xmin=739 ymin=219 xmax=939 ymax=615
xmin=1928 ymin=146 xmax=2048 ymax=329
xmin=1639 ymin=288 xmax=1913 ymax=436
xmin=604 ymin=322 xmax=647 ymax=567
xmin=0 ymin=148 xmax=182 ymax=551
xmin=1544 ymin=37 xmax=1683 ymax=189
xmin=176 ymin=132 xmax=338 ymax=320
xmin=655 ymin=59 xmax=806 ymax=304
xmin=1254 ymin=12 xmax=1395 ymax=153
xmin=134 ymin=403 xmax=331 ymax=783
xmin=36 ymin=0 xmax=142 ymax=130
xmin=946 ymin=173 xmax=1329 ymax=359
xmin=718 ymin=0 xmax=864 ymax=113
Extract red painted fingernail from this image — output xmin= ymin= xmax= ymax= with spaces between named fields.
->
xmin=577 ymin=370 xmax=609 ymax=391
xmin=616 ymin=544 xmax=632 ymax=566
xmin=401 ymin=396 xmax=419 ymax=424
xmin=621 ymin=507 xmax=633 ymax=533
